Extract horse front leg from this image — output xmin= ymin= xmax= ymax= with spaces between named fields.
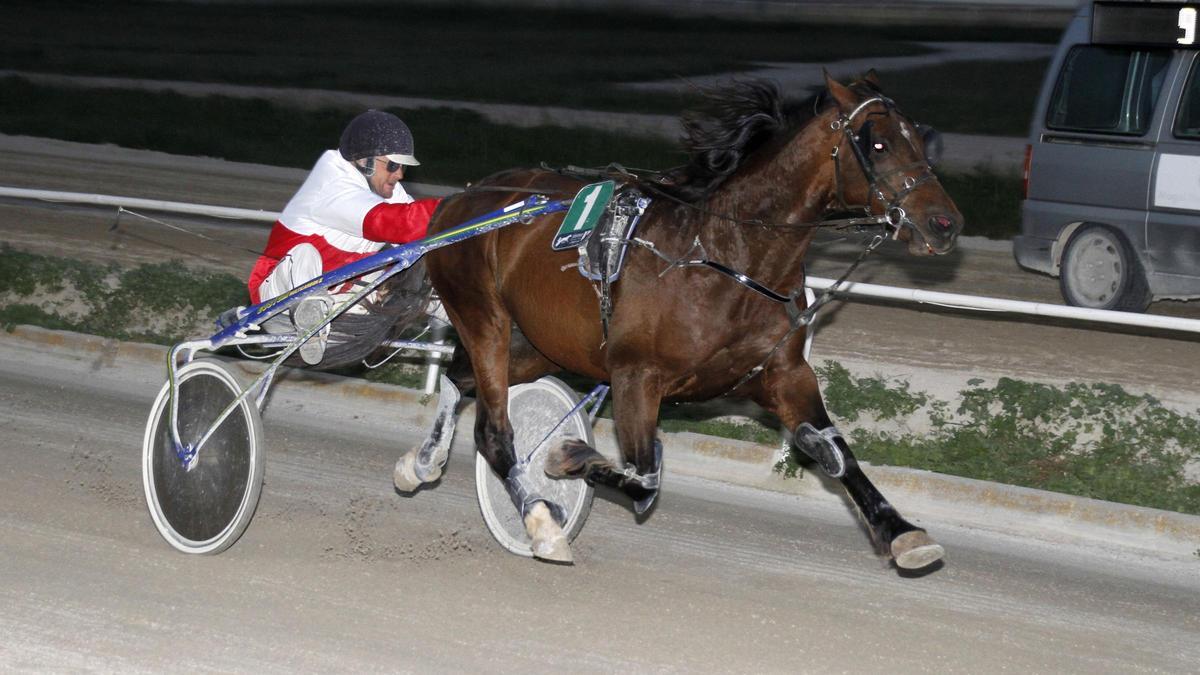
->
xmin=753 ymin=360 xmax=944 ymax=571
xmin=546 ymin=368 xmax=664 ymax=514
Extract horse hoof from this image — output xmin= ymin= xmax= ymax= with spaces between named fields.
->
xmin=544 ymin=438 xmax=604 ymax=480
xmin=394 ymin=451 xmax=435 ymax=492
xmin=633 ymin=489 xmax=658 ymax=515
xmin=524 ymin=502 xmax=574 ymax=564
xmin=890 ymin=530 xmax=944 ymax=570
xmin=532 ymin=533 xmax=574 ymax=564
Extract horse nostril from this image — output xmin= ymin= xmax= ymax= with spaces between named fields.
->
xmin=929 ymin=215 xmax=956 ymax=233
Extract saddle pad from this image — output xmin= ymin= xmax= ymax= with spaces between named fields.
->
xmin=577 ymin=188 xmax=649 ymax=284
xmin=552 ymin=181 xmax=615 ymax=251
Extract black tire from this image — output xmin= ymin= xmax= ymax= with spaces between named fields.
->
xmin=142 ymin=359 xmax=265 ymax=554
xmin=1059 ymin=225 xmax=1151 ymax=312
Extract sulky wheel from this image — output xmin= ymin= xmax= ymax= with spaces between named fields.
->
xmin=475 ymin=376 xmax=595 ymax=557
xmin=142 ymin=359 xmax=265 ymax=555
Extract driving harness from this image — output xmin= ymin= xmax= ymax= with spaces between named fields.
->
xmin=548 ymin=93 xmax=938 ymax=375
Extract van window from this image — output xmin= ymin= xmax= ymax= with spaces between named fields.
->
xmin=1046 ymin=46 xmax=1170 ymax=135
xmin=1175 ymin=60 xmax=1200 ymax=139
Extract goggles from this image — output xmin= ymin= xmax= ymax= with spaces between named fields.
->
xmin=377 ymin=157 xmax=405 ymax=173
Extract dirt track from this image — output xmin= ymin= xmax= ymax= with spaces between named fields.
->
xmin=3 ymin=336 xmax=1199 ymax=672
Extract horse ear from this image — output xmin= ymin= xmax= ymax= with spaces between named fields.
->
xmin=824 ymin=70 xmax=857 ymax=111
xmin=863 ymin=69 xmax=882 ymax=90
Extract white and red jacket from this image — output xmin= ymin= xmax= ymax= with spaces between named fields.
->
xmin=247 ymin=150 xmax=440 ymax=303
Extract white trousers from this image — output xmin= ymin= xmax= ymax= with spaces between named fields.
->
xmin=258 ymin=243 xmax=385 ymax=315
xmin=257 ymin=244 xmax=324 ymax=303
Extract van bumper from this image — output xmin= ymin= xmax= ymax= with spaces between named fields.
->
xmin=1012 ymin=234 xmax=1056 ymax=275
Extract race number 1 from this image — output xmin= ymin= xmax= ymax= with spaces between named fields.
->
xmin=1180 ymin=7 xmax=1196 ymax=45
xmin=552 ymin=181 xmax=615 ymax=250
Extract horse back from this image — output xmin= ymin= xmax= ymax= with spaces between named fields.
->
xmin=424 ymin=169 xmax=613 ymax=380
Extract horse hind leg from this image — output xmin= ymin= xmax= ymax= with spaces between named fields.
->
xmin=392 ymin=322 xmax=516 ymax=491
xmin=394 ymin=375 xmax=462 ymax=491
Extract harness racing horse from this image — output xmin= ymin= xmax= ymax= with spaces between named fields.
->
xmin=409 ymin=74 xmax=963 ymax=568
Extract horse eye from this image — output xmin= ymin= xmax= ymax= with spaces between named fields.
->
xmin=872 ymin=141 xmax=887 ymax=153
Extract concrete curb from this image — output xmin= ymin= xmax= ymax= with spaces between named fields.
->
xmin=8 ymin=324 xmax=1198 ymax=559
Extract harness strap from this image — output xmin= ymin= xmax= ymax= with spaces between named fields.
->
xmin=718 ymin=231 xmax=886 ymax=396
xmin=670 ymin=258 xmax=791 ymax=303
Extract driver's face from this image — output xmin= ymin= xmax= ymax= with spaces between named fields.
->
xmin=368 ymin=157 xmax=405 ymax=198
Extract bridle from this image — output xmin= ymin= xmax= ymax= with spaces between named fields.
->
xmin=827 ymin=95 xmax=940 ymax=240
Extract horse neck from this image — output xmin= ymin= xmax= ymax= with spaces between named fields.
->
xmin=693 ymin=113 xmax=840 ymax=287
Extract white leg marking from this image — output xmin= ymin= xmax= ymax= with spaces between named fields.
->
xmin=524 ymin=502 xmax=573 ymax=563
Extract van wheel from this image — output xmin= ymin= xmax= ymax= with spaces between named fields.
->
xmin=1059 ymin=225 xmax=1151 ymax=312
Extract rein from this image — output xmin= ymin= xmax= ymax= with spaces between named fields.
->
xmin=627 ymin=230 xmax=886 ymax=396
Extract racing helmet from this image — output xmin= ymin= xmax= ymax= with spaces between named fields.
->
xmin=338 ymin=110 xmax=421 ymax=171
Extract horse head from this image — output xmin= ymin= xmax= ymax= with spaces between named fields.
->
xmin=823 ymin=72 xmax=963 ymax=255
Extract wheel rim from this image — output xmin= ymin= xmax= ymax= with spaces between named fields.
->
xmin=1066 ymin=232 xmax=1124 ymax=306
xmin=476 ymin=378 xmax=594 ymax=557
xmin=142 ymin=361 xmax=263 ymax=554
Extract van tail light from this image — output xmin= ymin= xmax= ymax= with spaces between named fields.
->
xmin=1022 ymin=144 xmax=1033 ymax=199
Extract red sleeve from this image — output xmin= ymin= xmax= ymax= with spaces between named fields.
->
xmin=361 ymin=198 xmax=441 ymax=244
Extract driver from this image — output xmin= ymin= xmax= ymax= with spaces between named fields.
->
xmin=247 ymin=109 xmax=442 ymax=309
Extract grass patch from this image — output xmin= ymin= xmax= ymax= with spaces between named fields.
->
xmin=818 ymin=361 xmax=928 ymax=422
xmin=775 ymin=363 xmax=1200 ymax=515
xmin=362 ymin=362 xmax=429 ymax=390
xmin=0 ymin=245 xmax=245 ymax=344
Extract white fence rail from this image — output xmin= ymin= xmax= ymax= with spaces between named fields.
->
xmin=0 ymin=186 xmax=278 ymax=222
xmin=805 ymin=278 xmax=1200 ymax=333
xmin=5 ymin=185 xmax=1200 ymax=335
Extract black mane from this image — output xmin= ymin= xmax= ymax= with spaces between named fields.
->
xmin=661 ymin=80 xmax=823 ymax=203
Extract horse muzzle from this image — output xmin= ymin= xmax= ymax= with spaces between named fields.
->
xmin=901 ymin=213 xmax=960 ymax=256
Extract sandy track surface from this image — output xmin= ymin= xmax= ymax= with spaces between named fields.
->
xmin=2 ymin=337 xmax=1199 ymax=672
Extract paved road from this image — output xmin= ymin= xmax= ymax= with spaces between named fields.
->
xmin=2 ymin=337 xmax=1198 ymax=672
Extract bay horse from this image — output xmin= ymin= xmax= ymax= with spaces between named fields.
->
xmin=409 ymin=73 xmax=962 ymax=569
